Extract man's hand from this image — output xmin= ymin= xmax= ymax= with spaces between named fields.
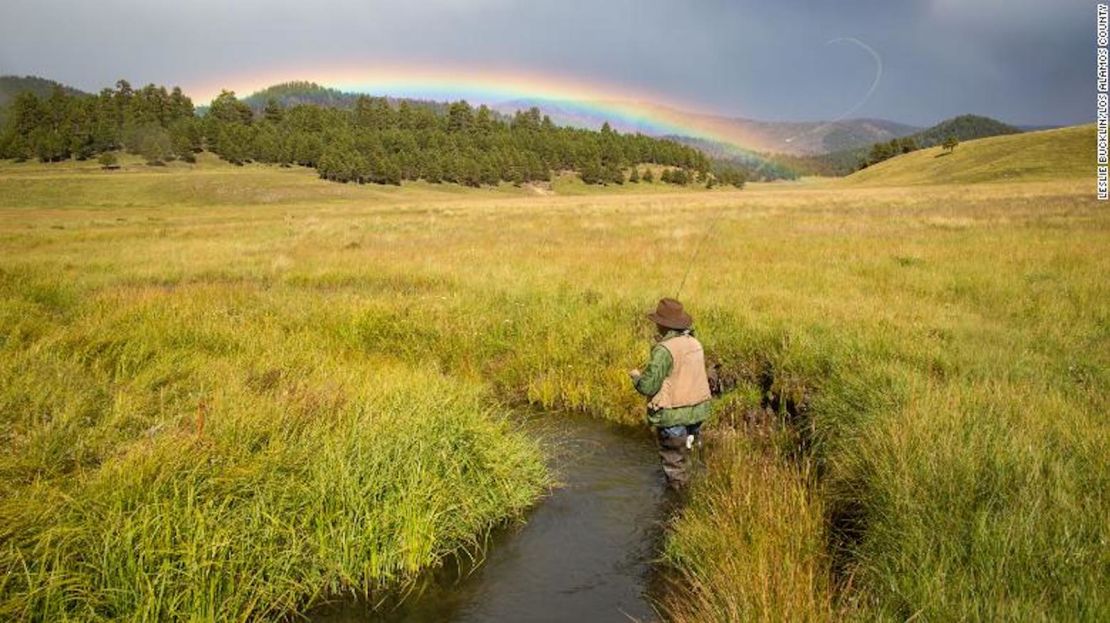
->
xmin=629 ymin=368 xmax=642 ymax=381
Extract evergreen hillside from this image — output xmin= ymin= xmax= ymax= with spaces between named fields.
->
xmin=911 ymin=114 xmax=1020 ymax=147
xmin=0 ymin=75 xmax=88 ymax=107
xmin=0 ymin=76 xmax=89 ymax=127
xmin=237 ymin=81 xmax=454 ymax=117
xmin=814 ymin=117 xmax=921 ymax=152
xmin=241 ymin=81 xmax=356 ymax=110
xmin=0 ymin=78 xmax=718 ymax=188
xmin=841 ymin=124 xmax=1093 ymax=186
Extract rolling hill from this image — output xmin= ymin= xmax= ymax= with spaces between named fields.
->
xmin=241 ymin=81 xmax=359 ymax=110
xmin=910 ymin=114 xmax=1021 ymax=147
xmin=236 ymin=81 xmax=459 ymax=117
xmin=192 ymin=81 xmax=463 ymax=119
xmin=792 ymin=114 xmax=1024 ymax=176
xmin=840 ymin=124 xmax=1093 ymax=186
xmin=0 ymin=75 xmax=88 ymax=107
xmin=0 ymin=75 xmax=88 ymax=126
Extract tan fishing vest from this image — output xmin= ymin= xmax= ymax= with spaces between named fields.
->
xmin=648 ymin=334 xmax=712 ymax=410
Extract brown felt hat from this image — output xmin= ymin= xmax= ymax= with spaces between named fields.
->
xmin=647 ymin=298 xmax=693 ymax=330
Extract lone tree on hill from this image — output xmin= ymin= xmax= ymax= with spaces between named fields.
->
xmin=942 ymin=135 xmax=959 ymax=153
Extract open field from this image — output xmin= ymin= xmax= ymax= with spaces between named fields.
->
xmin=1 ymin=127 xmax=1107 ymax=620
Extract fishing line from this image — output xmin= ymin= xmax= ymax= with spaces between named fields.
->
xmin=674 ymin=201 xmax=730 ymax=300
xmin=782 ymin=37 xmax=884 ymax=145
xmin=671 ymin=37 xmax=881 ymax=300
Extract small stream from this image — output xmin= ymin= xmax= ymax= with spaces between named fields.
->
xmin=311 ymin=412 xmax=667 ymax=623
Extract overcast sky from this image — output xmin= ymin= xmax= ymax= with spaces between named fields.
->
xmin=0 ymin=0 xmax=1091 ymax=126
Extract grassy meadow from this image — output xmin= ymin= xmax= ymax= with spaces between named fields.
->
xmin=1 ymin=126 xmax=1107 ymax=621
xmin=844 ymin=124 xmax=1095 ymax=186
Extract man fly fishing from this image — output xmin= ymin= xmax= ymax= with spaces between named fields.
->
xmin=629 ymin=298 xmax=712 ymax=490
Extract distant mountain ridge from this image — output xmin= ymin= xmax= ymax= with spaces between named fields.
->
xmin=0 ymin=75 xmax=88 ymax=107
xmin=491 ymin=97 xmax=921 ymax=156
xmin=780 ymin=114 xmax=1023 ymax=176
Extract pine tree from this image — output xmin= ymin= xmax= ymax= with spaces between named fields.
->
xmin=215 ymin=123 xmax=253 ymax=165
xmin=423 ymin=154 xmax=443 ymax=183
xmin=868 ymin=141 xmax=895 ymax=165
xmin=208 ymin=90 xmax=253 ymax=125
xmin=263 ymin=98 xmax=284 ymax=123
xmin=447 ymin=101 xmax=474 ymax=133
xmin=98 ymin=151 xmax=118 ymax=169
xmin=475 ymin=105 xmax=494 ymax=134
xmin=381 ymin=157 xmax=402 ymax=185
xmin=169 ymin=86 xmax=194 ymax=120
xmin=579 ymin=157 xmax=604 ymax=184
xmin=169 ymin=118 xmax=201 ymax=162
xmin=126 ymin=123 xmax=172 ymax=165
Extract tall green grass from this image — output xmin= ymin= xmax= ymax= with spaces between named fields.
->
xmin=0 ymin=269 xmax=546 ymax=620
xmin=659 ymin=431 xmax=832 ymax=622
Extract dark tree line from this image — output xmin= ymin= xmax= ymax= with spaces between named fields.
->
xmin=1 ymin=80 xmax=718 ymax=188
xmin=857 ymin=134 xmax=955 ymax=168
xmin=860 ymin=136 xmax=920 ymax=169
xmin=0 ymin=80 xmax=199 ymax=165
xmin=237 ymin=81 xmax=456 ymax=120
xmin=207 ymin=94 xmax=709 ymax=186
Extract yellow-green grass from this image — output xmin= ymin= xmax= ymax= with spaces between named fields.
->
xmin=660 ymin=431 xmax=832 ymax=622
xmin=0 ymin=152 xmax=711 ymax=213
xmin=842 ymin=124 xmax=1096 ymax=186
xmin=0 ymin=139 xmax=1107 ymax=621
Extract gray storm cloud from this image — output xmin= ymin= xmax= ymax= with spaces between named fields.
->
xmin=0 ymin=0 xmax=1090 ymax=126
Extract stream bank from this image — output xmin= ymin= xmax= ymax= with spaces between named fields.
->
xmin=311 ymin=412 xmax=668 ymax=623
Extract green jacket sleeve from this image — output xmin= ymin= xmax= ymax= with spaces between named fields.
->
xmin=633 ymin=344 xmax=672 ymax=397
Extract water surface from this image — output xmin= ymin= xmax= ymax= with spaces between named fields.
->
xmin=312 ymin=412 xmax=666 ymax=623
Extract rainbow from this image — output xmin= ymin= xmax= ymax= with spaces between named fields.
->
xmin=185 ymin=62 xmax=777 ymax=154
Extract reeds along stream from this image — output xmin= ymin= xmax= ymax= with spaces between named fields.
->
xmin=311 ymin=412 xmax=669 ymax=623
